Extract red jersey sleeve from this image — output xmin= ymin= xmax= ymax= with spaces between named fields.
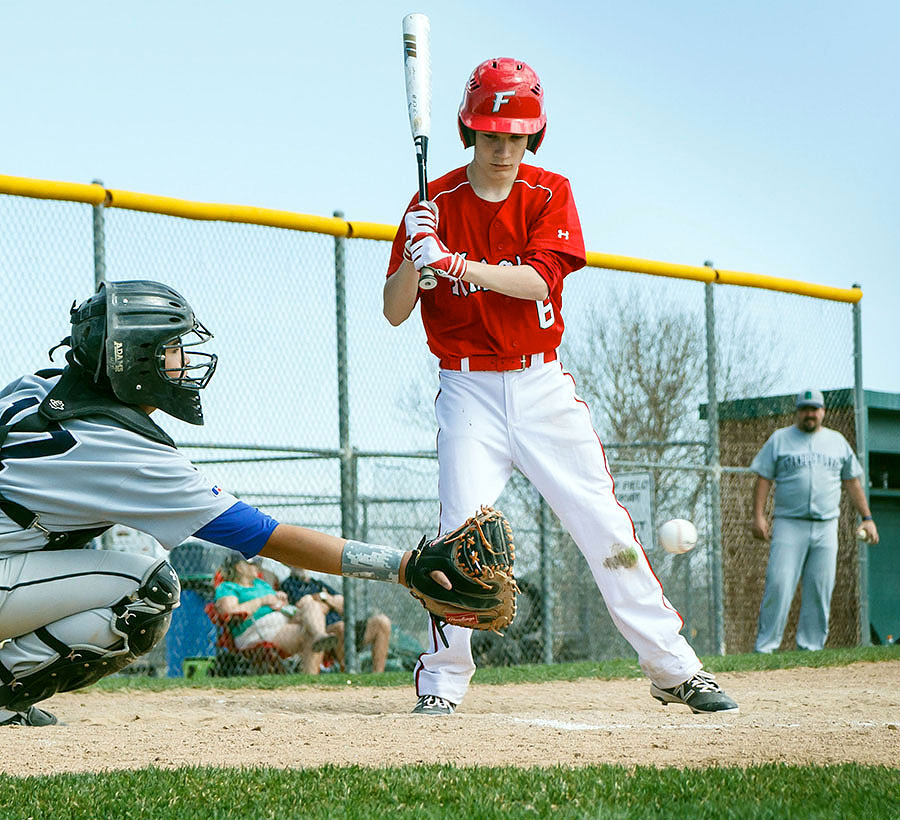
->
xmin=523 ymin=249 xmax=566 ymax=293
xmin=521 ymin=172 xmax=586 ymax=270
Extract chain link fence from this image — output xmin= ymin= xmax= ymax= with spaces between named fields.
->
xmin=0 ymin=179 xmax=865 ymax=677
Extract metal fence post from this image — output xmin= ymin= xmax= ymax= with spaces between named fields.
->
xmin=91 ymin=179 xmax=106 ymax=288
xmin=539 ymin=494 xmax=554 ymax=664
xmin=334 ymin=210 xmax=358 ymax=672
xmin=703 ymin=264 xmax=726 ymax=655
xmin=852 ymin=284 xmax=870 ymax=646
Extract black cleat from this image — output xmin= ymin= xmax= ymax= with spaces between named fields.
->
xmin=650 ymin=670 xmax=739 ymax=714
xmin=411 ymin=695 xmax=456 ymax=715
xmin=0 ymin=706 xmax=59 ymax=726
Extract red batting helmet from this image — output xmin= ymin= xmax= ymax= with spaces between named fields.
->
xmin=458 ymin=58 xmax=547 ymax=153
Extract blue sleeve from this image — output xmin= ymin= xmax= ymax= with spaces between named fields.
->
xmin=193 ymin=501 xmax=279 ymax=559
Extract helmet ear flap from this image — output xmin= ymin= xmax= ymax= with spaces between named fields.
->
xmin=458 ymin=118 xmax=476 ymax=149
xmin=526 ymin=126 xmax=546 ymax=153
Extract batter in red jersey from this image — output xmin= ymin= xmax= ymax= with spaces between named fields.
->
xmin=384 ymin=58 xmax=738 ymax=716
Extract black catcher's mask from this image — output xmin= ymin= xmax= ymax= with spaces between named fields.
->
xmin=56 ymin=280 xmax=218 ymax=425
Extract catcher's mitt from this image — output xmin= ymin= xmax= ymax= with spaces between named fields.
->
xmin=404 ymin=506 xmax=519 ymax=647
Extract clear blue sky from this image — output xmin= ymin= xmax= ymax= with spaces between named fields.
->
xmin=2 ymin=0 xmax=897 ymax=392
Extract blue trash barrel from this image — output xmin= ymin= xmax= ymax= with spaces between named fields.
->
xmin=166 ymin=586 xmax=217 ymax=677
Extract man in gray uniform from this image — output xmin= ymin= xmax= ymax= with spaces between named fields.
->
xmin=750 ymin=388 xmax=879 ymax=653
xmin=0 ymin=280 xmax=445 ymax=726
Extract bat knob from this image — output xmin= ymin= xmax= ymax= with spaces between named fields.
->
xmin=418 ymin=268 xmax=438 ymax=290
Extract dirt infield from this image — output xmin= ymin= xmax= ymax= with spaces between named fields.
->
xmin=4 ymin=660 xmax=898 ymax=775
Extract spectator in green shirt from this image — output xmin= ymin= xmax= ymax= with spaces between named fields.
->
xmin=214 ymin=555 xmax=336 ymax=672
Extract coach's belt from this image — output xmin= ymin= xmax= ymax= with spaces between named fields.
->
xmin=439 ymin=350 xmax=557 ymax=372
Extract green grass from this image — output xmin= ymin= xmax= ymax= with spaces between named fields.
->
xmin=3 ymin=764 xmax=899 ymax=819
xmin=96 ymin=644 xmax=899 ymax=692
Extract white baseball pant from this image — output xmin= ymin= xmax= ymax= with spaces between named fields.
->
xmin=413 ymin=360 xmax=702 ymax=705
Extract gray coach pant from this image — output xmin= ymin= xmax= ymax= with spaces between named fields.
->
xmin=755 ymin=517 xmax=839 ymax=653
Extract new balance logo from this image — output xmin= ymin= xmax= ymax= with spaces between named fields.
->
xmin=492 ymin=90 xmax=516 ymax=112
xmin=558 ymin=229 xmax=569 ymax=240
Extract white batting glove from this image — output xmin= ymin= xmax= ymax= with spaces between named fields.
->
xmin=403 ymin=239 xmax=412 ymax=263
xmin=409 ymin=232 xmax=467 ymax=281
xmin=404 ymin=201 xmax=439 ymax=242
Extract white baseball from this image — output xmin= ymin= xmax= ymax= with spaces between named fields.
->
xmin=658 ymin=519 xmax=698 ymax=554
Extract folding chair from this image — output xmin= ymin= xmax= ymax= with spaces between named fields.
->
xmin=203 ymin=602 xmax=288 ymax=676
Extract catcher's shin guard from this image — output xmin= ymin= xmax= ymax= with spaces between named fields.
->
xmin=0 ymin=559 xmax=180 ymax=710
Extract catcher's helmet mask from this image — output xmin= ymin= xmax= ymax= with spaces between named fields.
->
xmin=53 ymin=280 xmax=217 ymax=425
xmin=458 ymin=57 xmax=547 ymax=153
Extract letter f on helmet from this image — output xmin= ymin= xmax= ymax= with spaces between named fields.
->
xmin=492 ymin=90 xmax=516 ymax=112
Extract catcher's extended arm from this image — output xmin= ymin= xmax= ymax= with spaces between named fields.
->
xmin=404 ymin=506 xmax=519 ymax=647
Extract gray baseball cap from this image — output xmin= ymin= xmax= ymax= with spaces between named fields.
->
xmin=795 ymin=388 xmax=825 ymax=409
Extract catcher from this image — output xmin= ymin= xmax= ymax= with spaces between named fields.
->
xmin=0 ymin=279 xmax=511 ymax=726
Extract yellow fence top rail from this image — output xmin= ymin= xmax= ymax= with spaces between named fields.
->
xmin=0 ymin=174 xmax=862 ymax=304
xmin=585 ymin=252 xmax=862 ymax=303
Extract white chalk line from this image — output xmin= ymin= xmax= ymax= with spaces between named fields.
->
xmin=511 ymin=717 xmax=727 ymax=731
xmin=510 ymin=717 xmax=899 ymax=732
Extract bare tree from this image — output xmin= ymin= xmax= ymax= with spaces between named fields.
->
xmin=563 ymin=291 xmax=706 ymax=444
xmin=556 ymin=286 xmax=783 ymax=519
xmin=564 ymin=285 xmax=783 ymax=432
